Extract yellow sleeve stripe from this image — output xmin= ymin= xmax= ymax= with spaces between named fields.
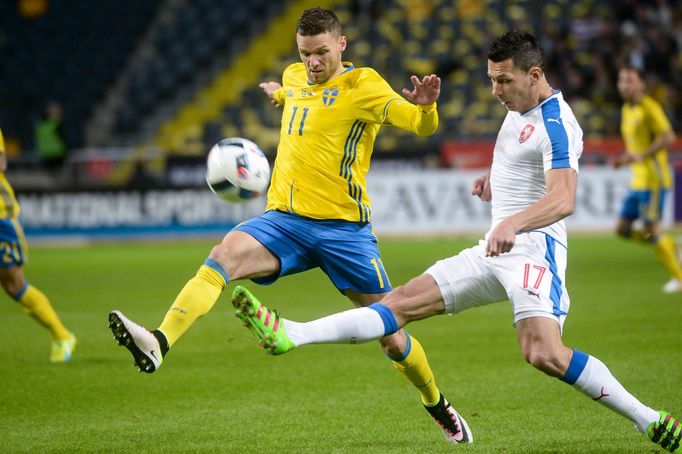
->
xmin=381 ymin=98 xmax=403 ymax=123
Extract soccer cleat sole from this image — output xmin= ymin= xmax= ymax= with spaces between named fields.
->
xmin=649 ymin=411 xmax=682 ymax=453
xmin=108 ymin=312 xmax=157 ymax=373
xmin=456 ymin=412 xmax=473 ymax=444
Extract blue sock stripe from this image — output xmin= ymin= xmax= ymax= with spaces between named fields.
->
xmin=385 ymin=330 xmax=412 ymax=362
xmin=398 ymin=332 xmax=412 ymax=361
xmin=203 ymin=258 xmax=229 ymax=284
xmin=561 ymin=349 xmax=589 ymax=384
xmin=368 ymin=303 xmax=398 ymax=336
xmin=12 ymin=281 xmax=29 ymax=301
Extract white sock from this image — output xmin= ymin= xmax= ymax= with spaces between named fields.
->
xmin=282 ymin=307 xmax=386 ymax=346
xmin=570 ymin=353 xmax=659 ymax=432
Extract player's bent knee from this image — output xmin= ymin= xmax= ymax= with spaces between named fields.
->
xmin=522 ymin=346 xmax=564 ymax=377
xmin=0 ymin=269 xmax=24 ymax=298
xmin=616 ymin=227 xmax=630 ymax=238
xmin=616 ymin=222 xmax=632 ymax=238
xmin=208 ymin=242 xmax=252 ymax=281
xmin=378 ymin=332 xmax=406 ymax=358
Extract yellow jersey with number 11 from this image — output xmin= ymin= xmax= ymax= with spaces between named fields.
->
xmin=265 ymin=62 xmax=438 ymax=223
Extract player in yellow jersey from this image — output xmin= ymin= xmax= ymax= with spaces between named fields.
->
xmin=109 ymin=7 xmax=466 ymax=442
xmin=613 ymin=65 xmax=682 ymax=293
xmin=0 ymin=127 xmax=76 ymax=362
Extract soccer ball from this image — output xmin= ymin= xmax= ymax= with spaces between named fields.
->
xmin=206 ymin=137 xmax=271 ymax=202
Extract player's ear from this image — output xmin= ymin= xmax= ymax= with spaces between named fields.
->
xmin=338 ymin=34 xmax=347 ymax=52
xmin=529 ymin=66 xmax=542 ymax=85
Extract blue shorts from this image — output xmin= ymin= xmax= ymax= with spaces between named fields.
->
xmin=0 ymin=218 xmax=27 ymax=267
xmin=232 ymin=210 xmax=391 ymax=294
xmin=620 ymin=189 xmax=667 ymax=223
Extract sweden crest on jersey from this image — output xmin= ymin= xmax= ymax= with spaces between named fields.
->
xmin=322 ymin=87 xmax=339 ymax=107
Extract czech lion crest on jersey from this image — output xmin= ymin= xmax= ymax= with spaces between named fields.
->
xmin=519 ymin=124 xmax=535 ymax=143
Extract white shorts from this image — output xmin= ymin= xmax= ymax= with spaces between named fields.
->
xmin=425 ymin=231 xmax=570 ymax=329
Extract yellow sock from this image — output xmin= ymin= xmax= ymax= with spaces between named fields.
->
xmin=654 ymin=234 xmax=682 ymax=280
xmin=15 ymin=284 xmax=70 ymax=341
xmin=393 ymin=333 xmax=441 ymax=406
xmin=157 ymin=264 xmax=226 ymax=348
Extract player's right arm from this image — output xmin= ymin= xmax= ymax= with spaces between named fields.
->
xmin=485 ymin=168 xmax=577 ymax=256
xmin=259 ymin=81 xmax=284 ymax=108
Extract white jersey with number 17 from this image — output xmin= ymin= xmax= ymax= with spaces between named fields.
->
xmin=489 ymin=90 xmax=583 ymax=246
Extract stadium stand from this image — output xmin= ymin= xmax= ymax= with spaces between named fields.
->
xmin=149 ymin=0 xmax=682 ymax=165
xmin=1 ymin=0 xmax=681 ymax=172
xmin=104 ymin=0 xmax=289 ymax=149
xmin=0 ymin=0 xmax=162 ymax=152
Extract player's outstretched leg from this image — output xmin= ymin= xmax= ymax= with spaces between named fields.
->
xmin=647 ymin=411 xmax=681 ymax=453
xmin=50 ymin=332 xmax=77 ymax=363
xmin=109 ymin=310 xmax=163 ymax=373
xmin=424 ymin=393 xmax=473 ymax=444
xmin=231 ymin=285 xmax=295 ymax=355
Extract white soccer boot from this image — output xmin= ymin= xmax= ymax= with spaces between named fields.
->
xmin=662 ymin=278 xmax=682 ymax=294
xmin=108 ymin=310 xmax=163 ymax=373
xmin=424 ymin=393 xmax=473 ymax=444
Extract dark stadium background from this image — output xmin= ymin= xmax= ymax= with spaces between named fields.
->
xmin=1 ymin=0 xmax=681 ymax=237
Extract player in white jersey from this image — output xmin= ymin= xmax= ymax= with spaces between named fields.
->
xmin=232 ymin=31 xmax=681 ymax=451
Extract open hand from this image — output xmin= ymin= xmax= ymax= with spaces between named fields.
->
xmin=259 ymin=81 xmax=283 ymax=107
xmin=402 ymin=74 xmax=440 ymax=105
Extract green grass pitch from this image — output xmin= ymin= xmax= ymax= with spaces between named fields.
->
xmin=0 ymin=235 xmax=680 ymax=453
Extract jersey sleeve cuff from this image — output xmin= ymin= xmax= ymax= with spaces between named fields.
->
xmin=273 ymin=87 xmax=287 ymax=105
xmin=419 ymin=102 xmax=437 ymax=113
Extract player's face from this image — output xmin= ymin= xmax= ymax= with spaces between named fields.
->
xmin=296 ymin=32 xmax=347 ymax=85
xmin=617 ymin=69 xmax=644 ymax=103
xmin=487 ymin=59 xmax=537 ymax=113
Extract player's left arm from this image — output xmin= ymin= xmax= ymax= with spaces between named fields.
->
xmin=401 ymin=74 xmax=441 ymax=106
xmin=385 ymin=74 xmax=441 ymax=135
xmin=485 ymin=168 xmax=577 ymax=257
xmin=355 ymin=71 xmax=441 ymax=136
xmin=637 ymin=99 xmax=676 ymax=161
xmin=637 ymin=129 xmax=675 ymax=161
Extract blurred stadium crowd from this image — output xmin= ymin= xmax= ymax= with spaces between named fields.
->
xmin=0 ymin=0 xmax=681 ymax=180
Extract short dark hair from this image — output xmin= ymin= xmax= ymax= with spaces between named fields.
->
xmin=619 ymin=64 xmax=645 ymax=81
xmin=296 ymin=7 xmax=342 ymax=37
xmin=488 ymin=30 xmax=543 ymax=72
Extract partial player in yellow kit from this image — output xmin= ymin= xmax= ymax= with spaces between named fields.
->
xmin=613 ymin=65 xmax=682 ymax=293
xmin=0 ymin=127 xmax=76 ymax=362
xmin=109 ymin=7 xmax=466 ymax=442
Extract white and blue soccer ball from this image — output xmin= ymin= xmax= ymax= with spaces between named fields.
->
xmin=206 ymin=137 xmax=271 ymax=202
